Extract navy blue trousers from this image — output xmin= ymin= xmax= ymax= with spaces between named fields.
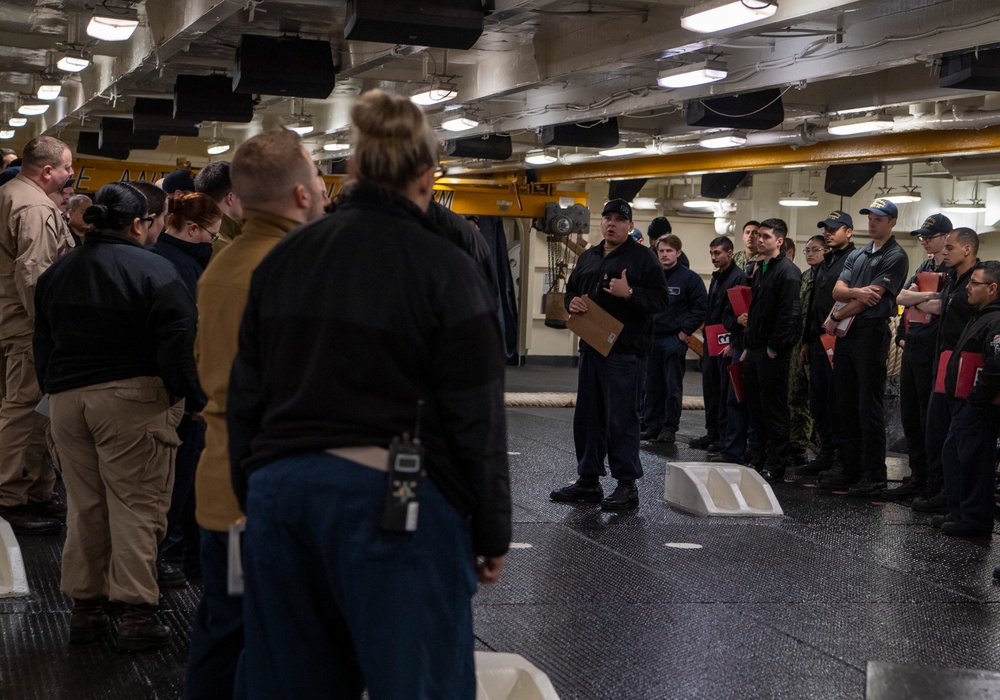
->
xmin=941 ymin=402 xmax=999 ymax=530
xmin=899 ymin=337 xmax=936 ymax=482
xmin=834 ymin=319 xmax=890 ymax=481
xmin=701 ymin=351 xmax=730 ymax=442
xmin=574 ymin=349 xmax=644 ymax=481
xmin=808 ymin=339 xmax=840 ymax=457
xmin=743 ymin=348 xmax=790 ymax=470
xmin=183 ymin=528 xmax=245 ymax=700
xmin=243 ymin=453 xmax=477 ymax=700
xmin=642 ymin=335 xmax=687 ymax=435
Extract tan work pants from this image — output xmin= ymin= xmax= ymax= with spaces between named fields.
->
xmin=0 ymin=335 xmax=53 ymax=507
xmin=51 ymin=377 xmax=183 ymax=605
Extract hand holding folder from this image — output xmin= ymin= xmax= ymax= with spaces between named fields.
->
xmin=566 ymin=294 xmax=625 ymax=358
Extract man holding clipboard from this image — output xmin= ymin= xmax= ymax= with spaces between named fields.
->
xmin=550 ymin=199 xmax=668 ymax=512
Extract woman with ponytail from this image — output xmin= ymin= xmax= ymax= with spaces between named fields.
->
xmin=33 ymin=181 xmax=199 ymax=651
xmin=227 ymin=89 xmax=510 ymax=698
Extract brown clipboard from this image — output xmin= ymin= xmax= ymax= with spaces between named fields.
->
xmin=566 ymin=294 xmax=625 ymax=357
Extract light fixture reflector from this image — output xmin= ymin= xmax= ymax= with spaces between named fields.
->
xmin=37 ymin=83 xmax=62 ymax=100
xmin=598 ymin=146 xmax=646 ymax=157
xmin=57 ymin=53 xmax=90 ymax=72
xmin=778 ymin=196 xmax=819 ymax=207
xmin=657 ymin=60 xmax=728 ymax=89
xmin=441 ymin=115 xmax=479 ymax=131
xmin=8 ymin=117 xmax=27 ymax=128
xmin=206 ymin=141 xmax=231 ymax=155
xmin=289 ymin=124 xmax=314 ymax=136
xmin=0 ymin=130 xmax=14 ymax=140
xmin=682 ymin=197 xmax=718 ymax=209
xmin=411 ymin=87 xmax=458 ymax=106
xmin=827 ymin=115 xmax=895 ymax=136
xmin=18 ymin=102 xmax=49 ymax=116
xmin=86 ymin=14 xmax=139 ymax=42
xmin=323 ymin=142 xmax=350 ymax=152
xmin=681 ymin=0 xmax=778 ymax=33
xmin=525 ymin=151 xmax=557 ymax=165
xmin=698 ymin=132 xmax=747 ymax=149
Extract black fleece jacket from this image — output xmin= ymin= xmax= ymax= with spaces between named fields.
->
xmin=227 ymin=183 xmax=510 ymax=557
xmin=564 ymin=236 xmax=668 ymax=355
xmin=944 ymin=298 xmax=1000 ymax=407
xmin=33 ymin=232 xmax=199 ymax=399
xmin=744 ymin=252 xmax=801 ymax=353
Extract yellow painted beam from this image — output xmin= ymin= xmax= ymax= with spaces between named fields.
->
xmin=533 ymin=127 xmax=1000 ymax=183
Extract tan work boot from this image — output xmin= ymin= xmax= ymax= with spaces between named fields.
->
xmin=69 ymin=598 xmax=110 ymax=643
xmin=115 ymin=603 xmax=171 ymax=652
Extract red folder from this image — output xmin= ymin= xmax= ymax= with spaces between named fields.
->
xmin=956 ymin=351 xmax=983 ymax=399
xmin=820 ymin=333 xmax=836 ymax=367
xmin=910 ymin=272 xmax=945 ymax=324
xmin=727 ymin=286 xmax=751 ymax=317
xmin=933 ymin=350 xmax=952 ymax=394
xmin=727 ymin=361 xmax=746 ymax=403
xmin=705 ymin=323 xmax=731 ymax=357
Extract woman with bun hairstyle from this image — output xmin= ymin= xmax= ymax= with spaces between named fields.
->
xmin=33 ymin=182 xmax=199 ymax=651
xmin=228 ymin=89 xmax=510 ymax=697
xmin=152 ymin=192 xmax=218 ymax=586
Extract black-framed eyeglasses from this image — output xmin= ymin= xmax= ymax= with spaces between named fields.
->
xmin=918 ymin=233 xmax=945 ymax=241
xmin=141 ymin=216 xmax=155 ymax=226
xmin=198 ymin=223 xmax=221 ymax=242
xmin=967 ymin=279 xmax=993 ymax=287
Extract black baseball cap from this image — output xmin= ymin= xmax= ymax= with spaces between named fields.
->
xmin=859 ymin=197 xmax=898 ymax=218
xmin=601 ymin=198 xmax=633 ymax=221
xmin=817 ymin=210 xmax=853 ymax=229
xmin=911 ymin=213 xmax=953 ymax=237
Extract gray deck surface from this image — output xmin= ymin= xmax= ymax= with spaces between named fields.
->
xmin=2 ymin=366 xmax=999 ymax=699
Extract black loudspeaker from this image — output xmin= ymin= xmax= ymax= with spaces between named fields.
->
xmin=701 ymin=171 xmax=748 ymax=198
xmin=540 ymin=118 xmax=619 ymax=148
xmin=345 ymin=0 xmax=484 ymax=50
xmin=174 ymin=75 xmax=255 ymax=123
xmin=234 ymin=35 xmax=336 ymax=98
xmin=940 ymin=49 xmax=1000 ymax=91
xmin=444 ymin=134 xmax=512 ymax=160
xmin=99 ymin=117 xmax=160 ymax=151
xmin=77 ymin=132 xmax=130 ymax=160
xmin=824 ymin=162 xmax=884 ymax=197
xmin=608 ymin=179 xmax=647 ymax=203
xmin=132 ymin=98 xmax=200 ymax=137
xmin=686 ymin=89 xmax=784 ymax=130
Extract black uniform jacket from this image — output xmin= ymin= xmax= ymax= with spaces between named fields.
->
xmin=944 ymin=298 xmax=1000 ymax=407
xmin=744 ymin=252 xmax=801 ymax=353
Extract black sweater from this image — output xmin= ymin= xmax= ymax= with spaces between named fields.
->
xmin=33 ymin=232 xmax=199 ymax=399
xmin=564 ymin=236 xmax=668 ymax=355
xmin=744 ymin=252 xmax=801 ymax=353
xmin=227 ymin=184 xmax=510 ymax=557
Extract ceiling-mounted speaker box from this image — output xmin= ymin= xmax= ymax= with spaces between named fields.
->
xmin=608 ymin=179 xmax=647 ymax=203
xmin=540 ymin=118 xmax=619 ymax=148
xmin=77 ymin=132 xmax=130 ymax=160
xmin=132 ymin=98 xmax=200 ymax=137
xmin=444 ymin=134 xmax=512 ymax=160
xmin=345 ymin=0 xmax=484 ymax=50
xmin=939 ymin=48 xmax=1000 ymax=91
xmin=824 ymin=162 xmax=884 ymax=197
xmin=686 ymin=89 xmax=784 ymax=130
xmin=701 ymin=171 xmax=748 ymax=199
xmin=99 ymin=117 xmax=161 ymax=151
xmin=174 ymin=75 xmax=254 ymax=123
xmin=234 ymin=35 xmax=336 ymax=98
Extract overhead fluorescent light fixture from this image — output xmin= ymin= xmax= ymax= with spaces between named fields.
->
xmin=943 ymin=200 xmax=986 ymax=213
xmin=598 ymin=145 xmax=646 ymax=157
xmin=289 ymin=123 xmax=314 ymax=136
xmin=632 ymin=197 xmax=660 ymax=210
xmin=778 ymin=194 xmax=819 ymax=207
xmin=883 ymin=188 xmax=922 ymax=204
xmin=657 ymin=60 xmax=728 ymax=89
xmin=0 ymin=130 xmax=14 ymax=140
xmin=681 ymin=0 xmax=778 ymax=34
xmin=8 ymin=117 xmax=27 ymax=128
xmin=86 ymin=6 xmax=140 ymax=42
xmin=698 ymin=132 xmax=747 ymax=149
xmin=56 ymin=51 xmax=91 ymax=72
xmin=206 ymin=140 xmax=231 ymax=155
xmin=323 ymin=141 xmax=350 ymax=152
xmin=525 ymin=150 xmax=557 ymax=165
xmin=411 ymin=86 xmax=458 ymax=106
xmin=36 ymin=83 xmax=61 ymax=100
xmin=441 ymin=114 xmax=480 ymax=132
xmin=18 ymin=101 xmax=49 ymax=116
xmin=827 ymin=115 xmax=895 ymax=136
xmin=682 ymin=196 xmax=718 ymax=209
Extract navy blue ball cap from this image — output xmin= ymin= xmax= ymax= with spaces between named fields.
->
xmin=911 ymin=213 xmax=953 ymax=237
xmin=601 ymin=198 xmax=632 ymax=221
xmin=817 ymin=210 xmax=853 ymax=229
xmin=859 ymin=197 xmax=898 ymax=219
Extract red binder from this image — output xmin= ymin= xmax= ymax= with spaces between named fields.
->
xmin=727 ymin=361 xmax=746 ymax=403
xmin=705 ymin=323 xmax=731 ymax=357
xmin=820 ymin=333 xmax=836 ymax=367
xmin=956 ymin=351 xmax=983 ymax=399
xmin=933 ymin=351 xmax=952 ymax=394
xmin=727 ymin=286 xmax=751 ymax=316
xmin=910 ymin=272 xmax=945 ymax=324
